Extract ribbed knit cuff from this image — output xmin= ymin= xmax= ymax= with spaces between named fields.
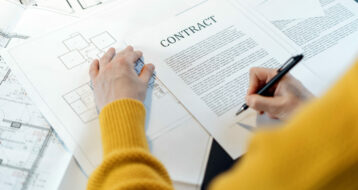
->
xmin=99 ymin=99 xmax=148 ymax=156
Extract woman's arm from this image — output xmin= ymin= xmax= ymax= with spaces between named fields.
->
xmin=87 ymin=99 xmax=173 ymax=190
xmin=210 ymin=62 xmax=358 ymax=189
xmin=88 ymin=45 xmax=358 ymax=190
xmin=87 ymin=47 xmax=173 ymax=190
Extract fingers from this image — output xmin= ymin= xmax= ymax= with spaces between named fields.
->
xmin=267 ymin=113 xmax=279 ymax=120
xmin=248 ymin=67 xmax=277 ymax=95
xmin=246 ymin=94 xmax=284 ymax=115
xmin=112 ymin=46 xmax=143 ymax=67
xmin=99 ymin=48 xmax=116 ymax=69
xmin=89 ymin=59 xmax=99 ymax=80
xmin=139 ymin=64 xmax=155 ymax=83
xmin=123 ymin=50 xmax=142 ymax=65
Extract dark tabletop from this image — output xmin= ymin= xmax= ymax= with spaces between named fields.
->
xmin=201 ymin=140 xmax=241 ymax=190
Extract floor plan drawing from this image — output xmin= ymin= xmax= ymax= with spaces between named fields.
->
xmin=59 ymin=32 xmax=116 ymax=69
xmin=152 ymin=82 xmax=168 ymax=99
xmin=62 ymin=77 xmax=166 ymax=124
xmin=0 ymin=63 xmax=31 ymax=105
xmin=0 ymin=119 xmax=53 ymax=189
xmin=62 ymin=74 xmax=168 ymax=125
xmin=62 ymin=82 xmax=98 ymax=123
xmin=0 ymin=59 xmax=71 ymax=190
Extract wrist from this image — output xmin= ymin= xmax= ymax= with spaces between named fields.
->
xmin=99 ymin=99 xmax=148 ymax=156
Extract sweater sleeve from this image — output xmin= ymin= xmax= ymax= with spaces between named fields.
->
xmin=87 ymin=99 xmax=173 ymax=190
xmin=210 ymin=62 xmax=358 ymax=190
xmin=88 ymin=62 xmax=358 ymax=190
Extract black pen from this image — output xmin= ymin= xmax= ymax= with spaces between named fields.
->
xmin=235 ymin=54 xmax=304 ymax=116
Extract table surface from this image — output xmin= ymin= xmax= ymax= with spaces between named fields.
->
xmin=201 ymin=140 xmax=239 ymax=190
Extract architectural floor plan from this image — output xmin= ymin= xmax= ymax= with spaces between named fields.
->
xmin=1 ymin=0 xmax=220 ymax=186
xmin=63 ymin=82 xmax=97 ymax=123
xmin=59 ymin=32 xmax=116 ymax=69
xmin=0 ymin=58 xmax=71 ymax=190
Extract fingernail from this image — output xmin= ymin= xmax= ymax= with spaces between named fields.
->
xmin=148 ymin=64 xmax=155 ymax=71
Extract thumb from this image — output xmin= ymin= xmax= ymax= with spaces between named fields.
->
xmin=89 ymin=59 xmax=99 ymax=80
xmin=139 ymin=64 xmax=155 ymax=84
xmin=246 ymin=94 xmax=284 ymax=114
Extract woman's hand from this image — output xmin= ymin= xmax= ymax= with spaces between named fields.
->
xmin=89 ymin=46 xmax=155 ymax=112
xmin=246 ymin=67 xmax=314 ymax=120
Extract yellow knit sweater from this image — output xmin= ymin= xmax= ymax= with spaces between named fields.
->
xmin=87 ymin=63 xmax=358 ymax=190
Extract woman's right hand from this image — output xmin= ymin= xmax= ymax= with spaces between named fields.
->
xmin=246 ymin=67 xmax=314 ymax=120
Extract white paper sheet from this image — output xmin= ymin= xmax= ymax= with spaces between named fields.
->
xmin=151 ymin=118 xmax=212 ymax=186
xmin=0 ymin=0 xmax=26 ymax=47
xmin=126 ymin=0 xmax=309 ymax=159
xmin=1 ymin=0 xmax=213 ymax=186
xmin=58 ymin=157 xmax=88 ymax=190
xmin=271 ymin=0 xmax=358 ymax=94
xmin=241 ymin=0 xmax=324 ymax=21
xmin=0 ymin=0 xmax=25 ymax=31
xmin=0 ymin=57 xmax=72 ymax=190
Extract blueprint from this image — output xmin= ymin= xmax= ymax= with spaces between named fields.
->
xmin=1 ymin=1 xmax=215 ymax=187
xmin=0 ymin=57 xmax=72 ymax=190
xmin=0 ymin=0 xmax=123 ymax=49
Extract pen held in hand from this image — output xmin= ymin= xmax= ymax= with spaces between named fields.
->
xmin=235 ymin=54 xmax=304 ymax=116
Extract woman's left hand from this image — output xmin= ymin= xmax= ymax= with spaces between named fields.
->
xmin=89 ymin=46 xmax=155 ymax=112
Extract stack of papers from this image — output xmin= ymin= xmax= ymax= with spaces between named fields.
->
xmin=1 ymin=0 xmax=215 ymax=189
xmin=1 ymin=0 xmax=358 ymax=189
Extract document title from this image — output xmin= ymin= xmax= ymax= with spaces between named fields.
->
xmin=160 ymin=15 xmax=217 ymax=47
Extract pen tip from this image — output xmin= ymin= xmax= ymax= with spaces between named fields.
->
xmin=295 ymin=54 xmax=304 ymax=61
xmin=236 ymin=109 xmax=244 ymax=116
xmin=236 ymin=104 xmax=249 ymax=116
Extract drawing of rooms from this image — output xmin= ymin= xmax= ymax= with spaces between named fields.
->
xmin=58 ymin=31 xmax=116 ymax=69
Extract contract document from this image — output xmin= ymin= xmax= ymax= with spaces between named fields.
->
xmin=127 ymin=0 xmax=303 ymax=158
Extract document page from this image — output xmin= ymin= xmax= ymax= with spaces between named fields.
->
xmin=271 ymin=0 xmax=358 ymax=93
xmin=128 ymin=0 xmax=301 ymax=158
xmin=1 ymin=0 xmax=212 ymax=185
xmin=0 ymin=57 xmax=71 ymax=190
xmin=0 ymin=0 xmax=24 ymax=31
xmin=0 ymin=0 xmax=26 ymax=47
xmin=243 ymin=0 xmax=324 ymax=21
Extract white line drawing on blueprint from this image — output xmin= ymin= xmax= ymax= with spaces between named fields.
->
xmin=58 ymin=31 xmax=116 ymax=70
